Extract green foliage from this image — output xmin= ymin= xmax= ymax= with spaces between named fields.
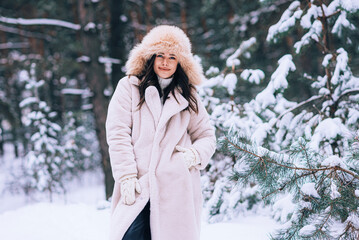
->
xmin=220 ymin=129 xmax=359 ymax=239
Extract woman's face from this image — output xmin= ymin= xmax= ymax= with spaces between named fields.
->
xmin=154 ymin=51 xmax=178 ymax=79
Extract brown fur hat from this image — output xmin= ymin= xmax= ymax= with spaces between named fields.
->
xmin=125 ymin=25 xmax=204 ymax=85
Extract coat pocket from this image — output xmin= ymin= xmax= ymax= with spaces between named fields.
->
xmin=177 ymin=151 xmax=194 ymax=176
xmin=172 ymin=151 xmax=191 ymax=176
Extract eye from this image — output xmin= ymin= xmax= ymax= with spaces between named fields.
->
xmin=169 ymin=56 xmax=176 ymax=60
xmin=157 ymin=54 xmax=163 ymax=58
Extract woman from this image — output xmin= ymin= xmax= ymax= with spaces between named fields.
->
xmin=106 ymin=25 xmax=216 ymax=240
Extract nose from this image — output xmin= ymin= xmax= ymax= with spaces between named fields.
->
xmin=162 ymin=58 xmax=168 ymax=66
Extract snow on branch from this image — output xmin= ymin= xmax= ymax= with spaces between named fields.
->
xmin=0 ymin=16 xmax=81 ymax=30
xmin=294 ymin=20 xmax=322 ymax=53
xmin=61 ymin=88 xmax=93 ymax=98
xmin=0 ymin=42 xmax=30 ymax=49
xmin=332 ymin=11 xmax=356 ymax=37
xmin=226 ymin=37 xmax=256 ymax=67
xmin=274 ymin=95 xmax=324 ymax=125
xmin=255 ymin=54 xmax=295 ymax=109
xmin=266 ymin=1 xmax=302 ymax=43
xmin=98 ymin=56 xmax=121 ymax=64
xmin=334 ymin=88 xmax=359 ymax=103
xmin=337 ymin=0 xmax=359 ymax=12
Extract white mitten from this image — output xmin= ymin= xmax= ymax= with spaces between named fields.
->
xmin=120 ymin=175 xmax=142 ymax=205
xmin=175 ymin=145 xmax=200 ymax=169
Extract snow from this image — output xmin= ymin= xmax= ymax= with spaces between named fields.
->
xmin=300 ymin=4 xmax=319 ymax=29
xmin=76 ymin=55 xmax=90 ymax=62
xmin=271 ymin=54 xmax=295 ymax=90
xmin=339 ymin=0 xmax=359 ymax=12
xmin=251 ymin=123 xmax=271 ymax=145
xmin=301 ymin=182 xmax=320 ymax=198
xmin=332 ymin=11 xmax=355 ymax=37
xmin=0 ymin=143 xmax=278 ymax=240
xmin=355 ymin=190 xmax=359 ymax=197
xmin=201 ymin=215 xmax=278 ymax=240
xmin=61 ymin=88 xmax=93 ymax=97
xmin=266 ymin=1 xmax=301 ymax=42
xmin=222 ymin=73 xmax=237 ymax=95
xmin=84 ymin=22 xmax=96 ymax=31
xmin=330 ymin=181 xmax=341 ymax=200
xmin=294 ymin=20 xmax=322 ymax=53
xmin=98 ymin=56 xmax=121 ymax=64
xmin=240 ymin=69 xmax=264 ymax=84
xmin=255 ymin=54 xmax=295 ymax=109
xmin=321 ymin=155 xmax=345 ymax=168
xmin=0 ymin=203 xmax=110 ymax=240
xmin=331 ymin=48 xmax=349 ymax=86
xmin=310 ymin=118 xmax=351 ymax=152
xmin=19 ymin=97 xmax=38 ymax=107
xmin=226 ymin=58 xmax=240 ymax=68
xmin=226 ymin=37 xmax=256 ymax=67
xmin=319 ymin=87 xmax=330 ymax=95
xmin=322 ymin=54 xmax=333 ymax=67
xmin=298 ymin=224 xmax=316 ymax=237
xmin=0 ymin=16 xmax=81 ymax=30
xmin=120 ymin=15 xmax=128 ymax=22
xmin=344 ymin=212 xmax=359 ymax=230
xmin=205 ymin=66 xmax=220 ymax=76
xmin=0 ymin=201 xmax=277 ymax=240
xmin=272 ymin=194 xmax=296 ymax=223
xmin=0 ymin=42 xmax=29 ymax=49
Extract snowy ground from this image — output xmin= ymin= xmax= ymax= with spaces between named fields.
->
xmin=0 ymin=202 xmax=277 ymax=240
xmin=0 ymin=144 xmax=278 ymax=240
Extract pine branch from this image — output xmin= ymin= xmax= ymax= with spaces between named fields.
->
xmin=224 ymin=136 xmax=268 ymax=176
xmin=0 ymin=16 xmax=81 ymax=30
xmin=0 ymin=42 xmax=30 ymax=49
xmin=262 ymin=171 xmax=313 ymax=200
xmin=334 ymin=88 xmax=359 ymax=103
xmin=273 ymin=95 xmax=324 ymax=125
xmin=224 ymin=136 xmax=359 ymax=180
xmin=312 ymin=205 xmax=332 ymax=238
xmin=0 ymin=23 xmax=52 ymax=41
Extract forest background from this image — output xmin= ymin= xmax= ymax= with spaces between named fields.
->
xmin=1 ymin=0 xmax=359 ymax=239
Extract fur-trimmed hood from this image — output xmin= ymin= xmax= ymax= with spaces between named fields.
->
xmin=125 ymin=25 xmax=204 ymax=85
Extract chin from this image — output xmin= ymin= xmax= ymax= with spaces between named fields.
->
xmin=158 ymin=73 xmax=172 ymax=79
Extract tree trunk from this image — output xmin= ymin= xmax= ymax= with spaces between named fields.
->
xmin=109 ymin=0 xmax=127 ymax=88
xmin=77 ymin=0 xmax=114 ymax=199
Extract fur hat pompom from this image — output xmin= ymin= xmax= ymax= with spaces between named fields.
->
xmin=125 ymin=25 xmax=204 ymax=85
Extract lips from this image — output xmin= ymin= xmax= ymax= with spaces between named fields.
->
xmin=159 ymin=67 xmax=170 ymax=71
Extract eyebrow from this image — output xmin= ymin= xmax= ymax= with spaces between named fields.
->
xmin=158 ymin=52 xmax=176 ymax=57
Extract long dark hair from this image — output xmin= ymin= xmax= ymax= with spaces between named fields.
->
xmin=137 ymin=55 xmax=199 ymax=113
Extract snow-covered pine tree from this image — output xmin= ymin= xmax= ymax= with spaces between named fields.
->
xmin=200 ymin=38 xmax=267 ymax=222
xmin=19 ymin=64 xmax=72 ymax=199
xmin=220 ymin=131 xmax=359 ymax=239
xmin=202 ymin=0 xmax=359 ymax=229
xmin=264 ymin=0 xmax=359 ymax=155
xmin=61 ymin=112 xmax=94 ymax=172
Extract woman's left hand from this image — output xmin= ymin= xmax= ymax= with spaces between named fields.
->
xmin=175 ymin=145 xmax=200 ymax=169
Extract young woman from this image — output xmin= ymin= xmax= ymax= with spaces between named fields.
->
xmin=106 ymin=25 xmax=216 ymax=240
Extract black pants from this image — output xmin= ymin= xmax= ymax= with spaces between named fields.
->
xmin=123 ymin=201 xmax=151 ymax=240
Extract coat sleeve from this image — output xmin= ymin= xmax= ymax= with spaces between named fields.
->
xmin=106 ymin=76 xmax=138 ymax=182
xmin=187 ymin=92 xmax=216 ymax=170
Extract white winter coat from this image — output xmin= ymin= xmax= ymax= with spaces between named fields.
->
xmin=106 ymin=75 xmax=216 ymax=240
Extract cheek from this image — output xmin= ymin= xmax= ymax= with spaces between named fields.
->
xmin=153 ymin=60 xmax=160 ymax=73
xmin=172 ymin=63 xmax=178 ymax=72
xmin=154 ymin=59 xmax=160 ymax=68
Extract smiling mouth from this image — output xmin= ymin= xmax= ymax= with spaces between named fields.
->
xmin=159 ymin=67 xmax=170 ymax=71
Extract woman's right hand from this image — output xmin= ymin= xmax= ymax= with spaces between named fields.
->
xmin=120 ymin=175 xmax=142 ymax=205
